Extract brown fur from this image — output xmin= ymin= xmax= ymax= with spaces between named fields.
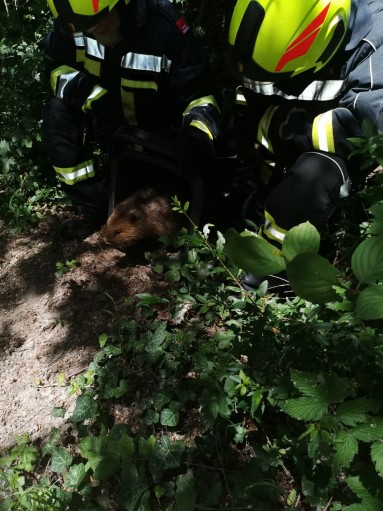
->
xmin=103 ymin=186 xmax=185 ymax=250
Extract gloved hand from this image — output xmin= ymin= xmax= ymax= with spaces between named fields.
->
xmin=92 ymin=95 xmax=127 ymax=156
xmin=178 ymin=125 xmax=215 ymax=175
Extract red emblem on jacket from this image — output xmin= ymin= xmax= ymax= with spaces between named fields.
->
xmin=176 ymin=16 xmax=189 ymax=34
xmin=92 ymin=0 xmax=99 ymax=13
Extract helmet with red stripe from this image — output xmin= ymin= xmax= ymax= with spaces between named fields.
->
xmin=229 ymin=0 xmax=352 ymax=81
xmin=47 ymin=0 xmax=130 ymax=31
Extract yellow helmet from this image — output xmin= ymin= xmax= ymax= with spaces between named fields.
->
xmin=229 ymin=0 xmax=352 ymax=81
xmin=47 ymin=0 xmax=128 ymax=31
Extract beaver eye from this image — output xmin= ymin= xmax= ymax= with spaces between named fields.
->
xmin=128 ymin=212 xmax=138 ymax=223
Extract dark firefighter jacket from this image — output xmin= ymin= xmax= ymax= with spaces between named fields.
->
xmin=235 ymin=0 xmax=382 ymax=172
xmin=41 ymin=0 xmax=221 ymax=185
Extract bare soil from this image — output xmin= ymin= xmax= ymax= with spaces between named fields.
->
xmin=0 ymin=215 xmax=167 ymax=448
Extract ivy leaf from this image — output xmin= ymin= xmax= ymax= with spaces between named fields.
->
xmin=282 ymin=222 xmax=320 ymax=261
xmin=71 ymin=390 xmax=98 ymax=423
xmin=86 ymin=454 xmax=119 ymax=480
xmin=201 ymin=389 xmax=232 ymax=424
xmin=160 ymin=402 xmax=180 ymax=427
xmin=151 ymin=436 xmax=185 ymax=476
xmin=286 ymin=253 xmax=340 ymax=304
xmin=334 ymin=431 xmax=358 ymax=469
xmin=119 ymin=482 xmax=149 ymax=511
xmin=355 ymin=286 xmax=383 ymax=320
xmin=51 ymin=407 xmax=66 ymax=418
xmin=351 ymin=236 xmax=383 ymax=284
xmin=283 ymin=397 xmax=328 ymax=421
xmin=371 ymin=442 xmax=383 ymax=477
xmin=176 ymin=474 xmax=197 ymax=511
xmin=144 ymin=410 xmax=160 ymax=425
xmin=50 ymin=447 xmax=73 ymax=473
xmin=64 ymin=463 xmax=86 ymax=489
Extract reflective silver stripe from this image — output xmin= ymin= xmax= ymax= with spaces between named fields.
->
xmin=57 ymin=70 xmax=80 ymax=99
xmin=235 ymin=91 xmax=247 ymax=106
xmin=87 ymin=85 xmax=105 ymax=101
xmin=243 ymin=77 xmax=344 ymax=101
xmin=73 ymin=32 xmax=85 ymax=47
xmin=84 ymin=37 xmax=105 ymax=60
xmin=55 ymin=161 xmax=95 ymax=185
xmin=121 ymin=53 xmax=172 ymax=73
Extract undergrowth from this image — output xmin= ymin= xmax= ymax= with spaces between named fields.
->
xmin=2 ymin=196 xmax=383 ymax=510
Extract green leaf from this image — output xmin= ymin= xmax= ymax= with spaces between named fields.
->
xmin=152 ymin=436 xmax=185 ymax=473
xmin=353 ymin=419 xmax=383 ymax=442
xmin=50 ymin=447 xmax=73 ymax=473
xmin=86 ymin=454 xmax=119 ymax=480
xmin=120 ymin=481 xmax=149 ymax=511
xmin=290 ymin=370 xmax=325 ymax=399
xmin=71 ymin=391 xmax=98 ymax=422
xmin=224 ymin=228 xmax=285 ymax=276
xmin=351 ymin=236 xmax=383 ymax=284
xmin=201 ymin=389 xmax=232 ymax=423
xmin=282 ymin=222 xmax=320 ymax=261
xmin=176 ymin=474 xmax=197 ymax=511
xmin=355 ymin=285 xmax=383 ymax=320
xmin=336 ymin=398 xmax=377 ymax=426
xmin=51 ymin=407 xmax=66 ymax=418
xmin=135 ymin=293 xmax=169 ymax=305
xmin=64 ymin=463 xmax=86 ymax=489
xmin=334 ymin=431 xmax=358 ymax=469
xmin=283 ymin=397 xmax=328 ymax=421
xmin=286 ymin=253 xmax=340 ymax=303
xmin=145 ymin=409 xmax=160 ymax=425
xmin=160 ymin=402 xmax=180 ymax=427
xmin=371 ymin=442 xmax=383 ymax=476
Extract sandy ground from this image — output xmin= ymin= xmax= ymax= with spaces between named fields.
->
xmin=0 ymin=220 xmax=163 ymax=448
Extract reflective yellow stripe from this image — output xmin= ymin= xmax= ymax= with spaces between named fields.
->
xmin=121 ymin=78 xmax=158 ymax=91
xmin=257 ymin=106 xmax=279 ymax=154
xmin=189 ymin=120 xmax=213 ymax=140
xmin=312 ymin=111 xmax=335 ymax=153
xmin=183 ymin=95 xmax=221 ymax=116
xmin=262 ymin=210 xmax=288 ymax=245
xmin=50 ymin=65 xmax=78 ymax=94
xmin=54 ymin=160 xmax=95 ymax=185
xmin=121 ymin=89 xmax=137 ymax=125
xmin=83 ymin=85 xmax=107 ymax=112
xmin=76 ymin=48 xmax=85 ymax=63
xmin=84 ymin=59 xmax=101 ymax=78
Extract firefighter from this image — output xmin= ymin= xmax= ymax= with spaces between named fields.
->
xmin=228 ymin=0 xmax=380 ymax=292
xmin=41 ymin=0 xmax=221 ymax=239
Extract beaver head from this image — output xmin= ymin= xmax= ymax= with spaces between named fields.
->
xmin=103 ymin=187 xmax=183 ymax=251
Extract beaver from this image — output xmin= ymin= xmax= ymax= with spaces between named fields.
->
xmin=103 ymin=184 xmax=188 ymax=251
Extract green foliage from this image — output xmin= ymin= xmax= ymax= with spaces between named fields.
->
xmin=54 ymin=259 xmax=78 ymax=278
xmin=0 ymin=0 xmax=62 ymax=231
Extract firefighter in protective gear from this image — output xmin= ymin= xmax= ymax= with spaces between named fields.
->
xmin=41 ymin=0 xmax=221 ymax=239
xmin=228 ymin=0 xmax=380 ymax=291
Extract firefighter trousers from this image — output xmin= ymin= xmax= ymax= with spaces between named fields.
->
xmin=259 ymin=151 xmax=351 ymax=246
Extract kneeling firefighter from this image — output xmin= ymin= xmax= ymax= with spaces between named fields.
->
xmin=41 ymin=0 xmax=221 ymax=239
xmin=228 ymin=0 xmax=382 ymax=292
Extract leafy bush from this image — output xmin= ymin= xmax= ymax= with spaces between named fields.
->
xmin=0 ymin=0 xmax=63 ymax=231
